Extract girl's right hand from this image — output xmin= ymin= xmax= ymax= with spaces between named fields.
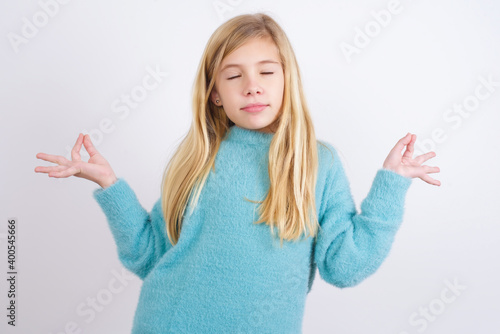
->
xmin=35 ymin=133 xmax=118 ymax=189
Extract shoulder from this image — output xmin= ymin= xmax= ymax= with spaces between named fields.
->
xmin=151 ymin=198 xmax=167 ymax=233
xmin=314 ymin=139 xmax=353 ymax=221
xmin=316 ymin=139 xmax=342 ymax=175
xmin=315 ymin=139 xmax=352 ymax=195
xmin=152 ymin=198 xmax=163 ymax=215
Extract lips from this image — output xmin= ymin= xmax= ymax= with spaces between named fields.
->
xmin=242 ymin=103 xmax=268 ymax=113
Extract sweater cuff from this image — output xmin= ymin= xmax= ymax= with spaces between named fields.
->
xmin=93 ymin=178 xmax=140 ymax=218
xmin=360 ymin=168 xmax=412 ymax=222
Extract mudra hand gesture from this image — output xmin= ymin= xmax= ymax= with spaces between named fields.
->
xmin=383 ymin=133 xmax=441 ymax=186
xmin=35 ymin=133 xmax=118 ymax=189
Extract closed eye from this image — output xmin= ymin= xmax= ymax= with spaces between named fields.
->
xmin=227 ymin=72 xmax=274 ymax=80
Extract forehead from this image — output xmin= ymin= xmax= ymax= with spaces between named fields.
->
xmin=220 ymin=37 xmax=280 ymax=69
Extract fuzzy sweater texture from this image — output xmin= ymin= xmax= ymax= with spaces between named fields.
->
xmin=93 ymin=125 xmax=412 ymax=333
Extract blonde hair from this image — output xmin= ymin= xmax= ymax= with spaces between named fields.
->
xmin=161 ymin=12 xmax=325 ymax=248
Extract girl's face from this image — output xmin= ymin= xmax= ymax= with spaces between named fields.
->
xmin=211 ymin=36 xmax=285 ymax=133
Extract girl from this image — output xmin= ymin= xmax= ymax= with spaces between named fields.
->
xmin=35 ymin=12 xmax=440 ymax=334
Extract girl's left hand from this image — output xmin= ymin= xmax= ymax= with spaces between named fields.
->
xmin=382 ymin=133 xmax=441 ymax=186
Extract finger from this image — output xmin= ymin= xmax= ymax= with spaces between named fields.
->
xmin=422 ymin=165 xmax=440 ymax=174
xmin=421 ymin=174 xmax=441 ymax=186
xmin=402 ymin=134 xmax=416 ymax=159
xmin=35 ymin=153 xmax=68 ymax=165
xmin=415 ymin=151 xmax=437 ymax=165
xmin=48 ymin=166 xmax=79 ymax=178
xmin=71 ymin=133 xmax=84 ymax=161
xmin=35 ymin=165 xmax=67 ymax=174
xmin=83 ymin=134 xmax=100 ymax=157
xmin=391 ymin=133 xmax=412 ymax=156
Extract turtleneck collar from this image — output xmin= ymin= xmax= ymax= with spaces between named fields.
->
xmin=223 ymin=125 xmax=275 ymax=146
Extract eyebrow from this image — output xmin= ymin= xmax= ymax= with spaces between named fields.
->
xmin=220 ymin=60 xmax=280 ymax=72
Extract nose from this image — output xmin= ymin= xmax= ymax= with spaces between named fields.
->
xmin=243 ymin=75 xmax=263 ymax=96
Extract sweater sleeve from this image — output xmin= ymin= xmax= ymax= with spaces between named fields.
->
xmin=314 ymin=144 xmax=412 ymax=288
xmin=92 ymin=178 xmax=171 ymax=280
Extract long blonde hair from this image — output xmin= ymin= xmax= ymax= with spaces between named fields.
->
xmin=161 ymin=12 xmax=323 ymax=248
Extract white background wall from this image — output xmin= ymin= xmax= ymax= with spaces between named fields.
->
xmin=1 ymin=0 xmax=499 ymax=333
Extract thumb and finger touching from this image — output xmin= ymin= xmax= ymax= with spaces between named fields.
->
xmin=386 ymin=133 xmax=441 ymax=186
xmin=36 ymin=134 xmax=113 ymax=184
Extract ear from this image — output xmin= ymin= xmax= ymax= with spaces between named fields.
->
xmin=210 ymin=88 xmax=221 ymax=106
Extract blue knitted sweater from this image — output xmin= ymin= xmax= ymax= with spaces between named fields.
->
xmin=93 ymin=125 xmax=412 ymax=333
